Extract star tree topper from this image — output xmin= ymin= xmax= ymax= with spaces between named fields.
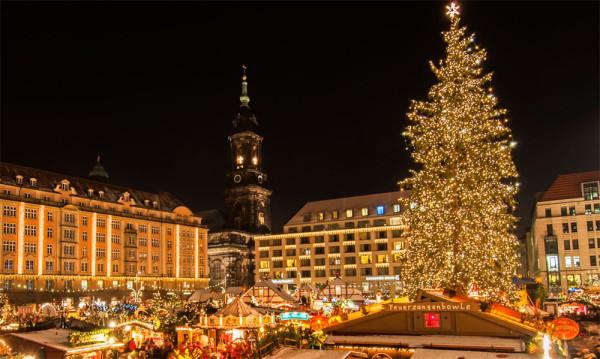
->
xmin=446 ymin=2 xmax=460 ymax=18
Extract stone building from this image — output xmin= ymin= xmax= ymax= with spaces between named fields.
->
xmin=201 ymin=68 xmax=272 ymax=289
xmin=254 ymin=191 xmax=409 ymax=297
xmin=529 ymin=170 xmax=600 ymax=294
xmin=0 ymin=160 xmax=209 ymax=305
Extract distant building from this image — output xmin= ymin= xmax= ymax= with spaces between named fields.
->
xmin=529 ymin=171 xmax=600 ymax=294
xmin=202 ymin=68 xmax=272 ymax=289
xmin=254 ymin=191 xmax=409 ymax=297
xmin=0 ymin=161 xmax=209 ymax=304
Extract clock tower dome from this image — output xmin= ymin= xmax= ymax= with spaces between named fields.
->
xmin=224 ymin=66 xmax=272 ymax=233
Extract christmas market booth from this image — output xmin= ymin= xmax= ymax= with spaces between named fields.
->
xmin=4 ymin=328 xmax=123 ymax=359
xmin=322 ymin=289 xmax=546 ymax=359
xmin=313 ymin=277 xmax=364 ymax=313
xmin=111 ymin=320 xmax=166 ymax=349
xmin=241 ymin=279 xmax=296 ymax=309
xmin=176 ymin=297 xmax=274 ymax=350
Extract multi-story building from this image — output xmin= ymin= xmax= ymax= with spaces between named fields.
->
xmin=254 ymin=191 xmax=409 ymax=297
xmin=202 ymin=68 xmax=271 ymax=289
xmin=529 ymin=171 xmax=600 ymax=295
xmin=0 ymin=161 xmax=209 ymax=304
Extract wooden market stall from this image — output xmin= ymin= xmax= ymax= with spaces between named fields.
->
xmin=241 ymin=279 xmax=296 ymax=309
xmin=317 ymin=277 xmax=365 ymax=304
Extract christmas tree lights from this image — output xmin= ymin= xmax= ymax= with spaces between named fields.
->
xmin=400 ymin=2 xmax=520 ymax=303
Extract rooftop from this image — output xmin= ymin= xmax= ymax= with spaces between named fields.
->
xmin=540 ymin=170 xmax=600 ymax=202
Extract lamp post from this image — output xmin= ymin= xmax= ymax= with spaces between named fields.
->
xmin=131 ymin=272 xmax=143 ymax=303
xmin=225 ymin=273 xmax=230 ymax=292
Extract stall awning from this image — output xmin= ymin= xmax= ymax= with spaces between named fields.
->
xmin=325 ymin=334 xmax=524 ymax=351
xmin=411 ymin=349 xmax=532 ymax=359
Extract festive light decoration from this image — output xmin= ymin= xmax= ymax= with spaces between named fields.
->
xmin=399 ymin=2 xmax=519 ymax=303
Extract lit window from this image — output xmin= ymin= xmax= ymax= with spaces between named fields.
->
xmin=565 ymin=256 xmax=572 ymax=268
xmin=252 ymin=157 xmax=258 ymax=165
xmin=573 ymin=256 xmax=580 ymax=267
xmin=361 ymin=208 xmax=369 ymax=216
xmin=237 ymin=156 xmax=244 ymax=164
xmin=377 ymin=206 xmax=384 ymax=215
xmin=317 ymin=212 xmax=324 ymax=221
xmin=546 ymin=255 xmax=559 ymax=271
xmin=346 ymin=209 xmax=353 ymax=218
xmin=393 ymin=204 xmax=401 ymax=213
xmin=332 ymin=210 xmax=339 ymax=219
xmin=424 ymin=313 xmax=440 ymax=328
xmin=16 ymin=176 xmax=23 ymax=184
xmin=30 ymin=178 xmax=36 ymax=186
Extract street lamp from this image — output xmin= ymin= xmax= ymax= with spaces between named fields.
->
xmin=131 ymin=272 xmax=143 ymax=303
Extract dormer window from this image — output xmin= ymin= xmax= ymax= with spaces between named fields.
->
xmin=123 ymin=193 xmax=130 ymax=202
xmin=16 ymin=175 xmax=23 ymax=185
xmin=583 ymin=182 xmax=599 ymax=200
xmin=144 ymin=200 xmax=149 ymax=206
xmin=88 ymin=189 xmax=94 ymax=197
xmin=98 ymin=191 xmax=104 ymax=199
xmin=30 ymin=178 xmax=37 ymax=187
xmin=61 ymin=183 xmax=69 ymax=191
xmin=152 ymin=201 xmax=158 ymax=209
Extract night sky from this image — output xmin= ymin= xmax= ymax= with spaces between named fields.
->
xmin=1 ymin=2 xmax=598 ymax=234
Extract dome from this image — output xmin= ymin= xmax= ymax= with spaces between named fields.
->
xmin=88 ymin=157 xmax=109 ymax=183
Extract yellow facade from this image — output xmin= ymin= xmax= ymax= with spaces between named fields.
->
xmin=254 ymin=191 xmax=409 ymax=297
xmin=0 ymin=163 xmax=209 ymax=298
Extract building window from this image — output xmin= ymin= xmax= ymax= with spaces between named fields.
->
xmin=25 ymin=260 xmax=34 ymax=271
xmin=571 ymin=223 xmax=578 ymax=233
xmin=24 ymin=242 xmax=36 ymax=254
xmin=82 ymin=216 xmax=87 ymax=226
xmin=111 ymin=249 xmax=120 ymax=259
xmin=346 ymin=209 xmax=353 ymax=218
xmin=317 ymin=212 xmax=324 ymax=221
xmin=589 ymin=238 xmax=596 ymax=249
xmin=583 ymin=182 xmax=599 ymax=200
xmin=139 ymin=238 xmax=148 ymax=246
xmin=112 ymin=264 xmax=119 ymax=273
xmin=563 ymin=223 xmax=569 ymax=233
xmin=585 ymin=204 xmax=593 ymax=214
xmin=569 ymin=206 xmax=576 ymax=216
xmin=573 ymin=256 xmax=581 ymax=267
xmin=573 ymin=239 xmax=579 ymax=250
xmin=96 ymin=218 xmax=106 ymax=228
xmin=46 ymin=244 xmax=52 ymax=255
xmin=588 ymin=221 xmax=594 ymax=231
xmin=24 ymin=225 xmax=37 ymax=236
xmin=45 ymin=261 xmax=53 ymax=271
xmin=96 ymin=248 xmax=106 ymax=258
xmin=64 ymin=229 xmax=75 ymax=240
xmin=393 ymin=204 xmax=401 ymax=213
xmin=25 ymin=209 xmax=37 ymax=219
xmin=591 ymin=256 xmax=597 ymax=267
xmin=561 ymin=207 xmax=567 ymax=216
xmin=2 ymin=206 xmax=16 ymax=217
xmin=3 ymin=241 xmax=16 ymax=252
xmin=81 ymin=280 xmax=88 ymax=290
xmin=64 ymin=262 xmax=74 ymax=272
xmin=545 ymin=208 xmax=552 ymax=217
xmin=377 ymin=206 xmax=384 ymax=215
xmin=47 ymin=227 xmax=53 ymax=238
xmin=45 ymin=280 xmax=54 ymax=291
xmin=546 ymin=255 xmax=559 ymax=271
xmin=564 ymin=240 xmax=571 ymax=250
xmin=3 ymin=223 xmax=16 ymax=235
xmin=97 ymin=263 xmax=104 ymax=273
xmin=595 ymin=204 xmax=600 ymax=214
xmin=565 ymin=256 xmax=572 ymax=268
xmin=315 ymin=247 xmax=325 ymax=255
xmin=361 ymin=208 xmax=369 ymax=216
xmin=96 ymin=233 xmax=106 ymax=243
xmin=360 ymin=267 xmax=372 ymax=276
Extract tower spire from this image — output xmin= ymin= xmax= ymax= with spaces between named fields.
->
xmin=240 ymin=64 xmax=250 ymax=107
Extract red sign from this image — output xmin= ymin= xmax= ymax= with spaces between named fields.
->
xmin=549 ymin=318 xmax=580 ymax=340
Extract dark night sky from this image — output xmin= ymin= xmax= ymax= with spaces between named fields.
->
xmin=1 ymin=1 xmax=598 ymax=234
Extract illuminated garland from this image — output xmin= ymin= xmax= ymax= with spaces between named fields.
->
xmin=399 ymin=2 xmax=520 ymax=303
xmin=68 ymin=328 xmax=112 ymax=346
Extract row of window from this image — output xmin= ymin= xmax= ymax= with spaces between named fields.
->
xmin=563 ymin=238 xmax=600 ymax=250
xmin=289 ymin=217 xmax=402 ymax=233
xmin=546 ymin=203 xmax=600 ymax=218
xmin=260 ymin=230 xmax=404 ymax=247
xmin=259 ymin=242 xmax=405 ymax=258
xmin=547 ymin=221 xmax=600 ymax=235
xmin=303 ymin=204 xmax=402 ymax=223
xmin=267 ymin=266 xmax=402 ymax=279
xmin=261 ymin=253 xmax=403 ymax=269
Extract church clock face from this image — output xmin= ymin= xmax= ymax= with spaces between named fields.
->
xmin=234 ymin=174 xmax=242 ymax=183
xmin=257 ymin=175 xmax=263 ymax=184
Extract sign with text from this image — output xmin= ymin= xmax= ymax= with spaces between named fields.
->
xmin=280 ymin=312 xmax=310 ymax=321
xmin=385 ymin=302 xmax=480 ymax=312
xmin=549 ymin=317 xmax=579 ymax=341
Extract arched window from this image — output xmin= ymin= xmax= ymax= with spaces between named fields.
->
xmin=211 ymin=261 xmax=222 ymax=280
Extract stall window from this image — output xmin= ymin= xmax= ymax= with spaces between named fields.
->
xmin=424 ymin=313 xmax=440 ymax=328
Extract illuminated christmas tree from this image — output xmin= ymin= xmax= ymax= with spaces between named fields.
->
xmin=400 ymin=2 xmax=519 ymax=303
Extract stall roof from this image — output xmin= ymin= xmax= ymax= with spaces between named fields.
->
xmin=265 ymin=347 xmax=367 ymax=359
xmin=325 ymin=334 xmax=524 ymax=351
xmin=189 ymin=289 xmax=226 ymax=302
xmin=318 ymin=277 xmax=365 ymax=302
xmin=410 ymin=349 xmax=533 ymax=359
xmin=242 ymin=279 xmax=296 ymax=303
xmin=9 ymin=329 xmax=123 ymax=353
xmin=216 ymin=297 xmax=261 ymax=317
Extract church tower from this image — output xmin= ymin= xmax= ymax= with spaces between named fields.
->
xmin=224 ymin=66 xmax=272 ymax=233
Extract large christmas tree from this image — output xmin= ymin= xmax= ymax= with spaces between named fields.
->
xmin=400 ymin=2 xmax=519 ymax=303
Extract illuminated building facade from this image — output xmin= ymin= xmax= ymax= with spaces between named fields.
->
xmin=0 ymin=161 xmax=209 ymax=304
xmin=203 ymin=68 xmax=271 ymax=288
xmin=254 ymin=191 xmax=409 ymax=296
xmin=529 ymin=171 xmax=600 ymax=294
